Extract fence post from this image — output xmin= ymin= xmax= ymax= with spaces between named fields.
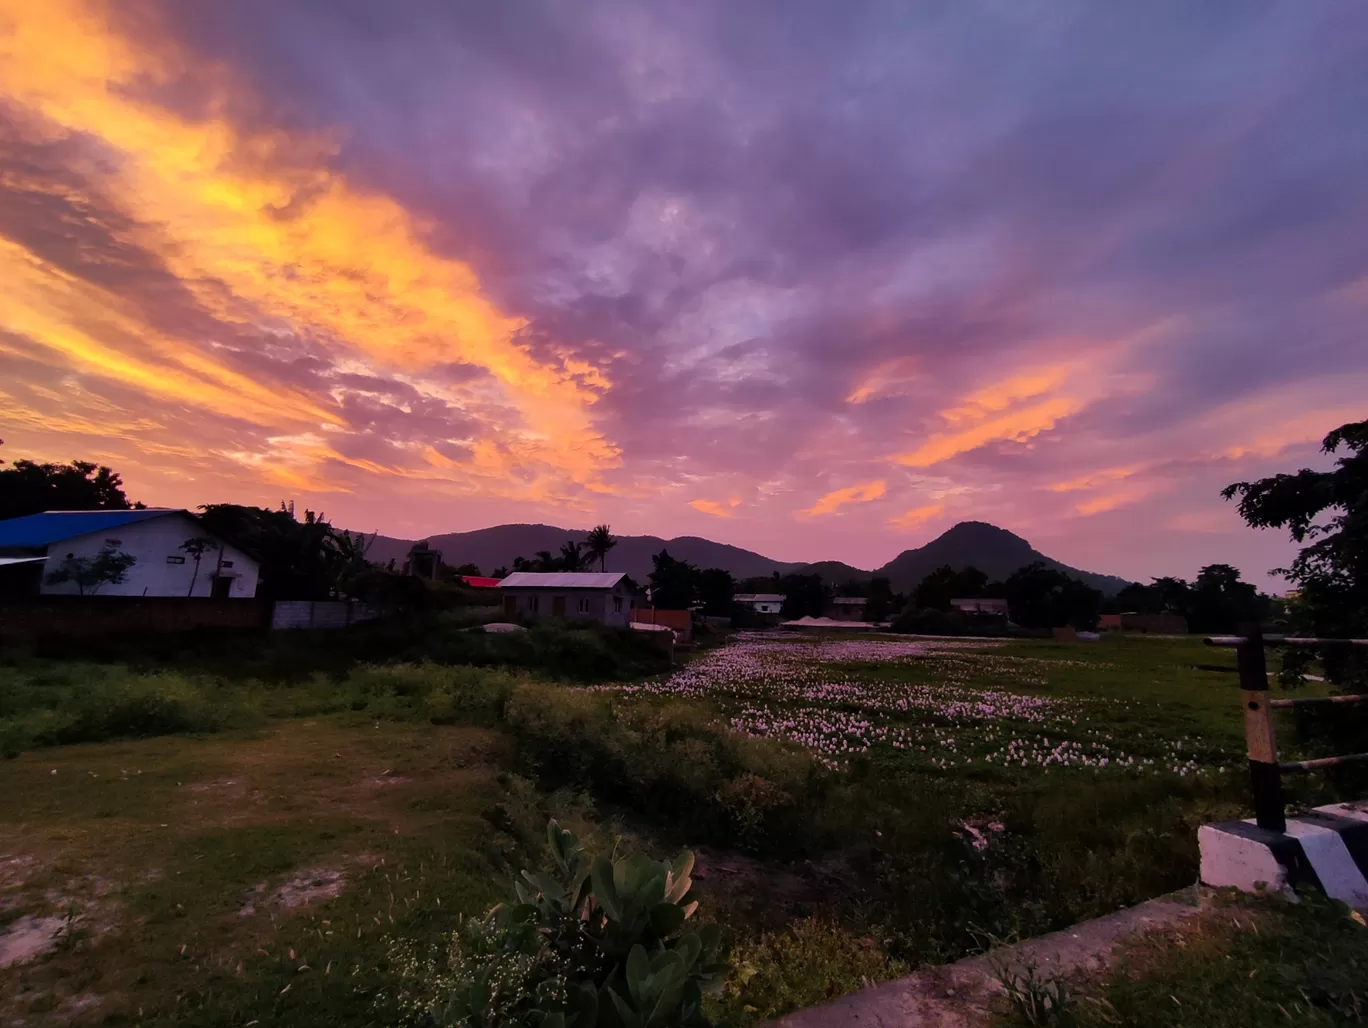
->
xmin=1237 ymin=622 xmax=1285 ymax=833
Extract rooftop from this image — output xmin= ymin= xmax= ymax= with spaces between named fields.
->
xmin=0 ymin=509 xmax=184 ymax=549
xmin=734 ymin=593 xmax=785 ymax=602
xmin=498 ymin=571 xmax=627 ymax=589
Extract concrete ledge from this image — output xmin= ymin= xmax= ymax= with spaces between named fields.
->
xmin=771 ymin=889 xmax=1205 ymax=1028
xmin=1199 ymin=801 xmax=1368 ymax=910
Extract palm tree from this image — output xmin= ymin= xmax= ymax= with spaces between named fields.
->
xmin=586 ymin=524 xmax=616 ymax=572
xmin=533 ymin=550 xmax=559 ymax=572
xmin=180 ymin=536 xmax=216 ymax=596
xmin=559 ymin=540 xmax=585 ymax=572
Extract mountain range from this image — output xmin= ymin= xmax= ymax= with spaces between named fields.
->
xmin=362 ymin=520 xmax=1132 ymax=596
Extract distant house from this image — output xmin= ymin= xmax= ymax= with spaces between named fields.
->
xmin=0 ymin=509 xmax=259 ymax=598
xmin=404 ymin=541 xmax=443 ymax=580
xmin=951 ymin=597 xmax=1010 ymax=619
xmin=1100 ymin=612 xmax=1188 ymax=634
xmin=733 ymin=593 xmax=784 ymax=614
xmin=497 ymin=572 xmax=631 ymax=627
xmin=630 ymin=607 xmax=692 ymax=643
xmin=825 ymin=596 xmax=868 ymax=621
xmin=460 ymin=575 xmax=502 ymax=589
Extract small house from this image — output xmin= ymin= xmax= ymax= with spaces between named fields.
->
xmin=825 ymin=596 xmax=868 ymax=621
xmin=733 ymin=592 xmax=784 ymax=614
xmin=951 ymin=597 xmax=1010 ymax=620
xmin=496 ymin=572 xmax=631 ymax=627
xmin=0 ymin=509 xmax=259 ymax=598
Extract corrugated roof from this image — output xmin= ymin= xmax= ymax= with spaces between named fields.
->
xmin=0 ymin=556 xmax=47 ymax=566
xmin=461 ymin=575 xmax=503 ymax=589
xmin=831 ymin=596 xmax=867 ymax=604
xmin=0 ymin=509 xmax=183 ymax=548
xmin=734 ymin=593 xmax=784 ymax=602
xmin=498 ymin=571 xmax=626 ymax=589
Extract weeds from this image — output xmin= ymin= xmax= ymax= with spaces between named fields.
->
xmin=994 ymin=960 xmax=1077 ymax=1027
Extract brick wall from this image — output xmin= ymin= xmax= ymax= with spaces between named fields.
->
xmin=0 ymin=596 xmax=269 ymax=636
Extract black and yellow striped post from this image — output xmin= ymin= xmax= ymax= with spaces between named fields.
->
xmin=1237 ymin=623 xmax=1286 ymax=833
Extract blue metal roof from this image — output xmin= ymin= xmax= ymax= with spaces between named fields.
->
xmin=0 ymin=509 xmax=183 ymax=548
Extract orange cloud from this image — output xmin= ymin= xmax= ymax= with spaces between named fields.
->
xmin=799 ymin=480 xmax=887 ymax=517
xmin=689 ymin=498 xmax=739 ymax=518
xmin=1045 ymin=464 xmax=1145 ymax=492
xmin=0 ymin=0 xmax=620 ymax=502
xmin=897 ymin=395 xmax=1082 ymax=468
xmin=888 ymin=503 xmax=943 ymax=529
xmin=846 ymin=357 xmax=920 ymax=405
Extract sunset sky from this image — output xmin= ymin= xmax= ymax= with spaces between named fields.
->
xmin=2 ymin=2 xmax=1366 ymax=587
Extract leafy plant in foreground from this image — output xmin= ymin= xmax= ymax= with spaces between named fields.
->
xmin=410 ymin=821 xmax=726 ymax=1027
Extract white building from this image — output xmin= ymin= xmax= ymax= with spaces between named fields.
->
xmin=497 ymin=572 xmax=631 ymax=627
xmin=733 ymin=592 xmax=784 ymax=614
xmin=0 ymin=509 xmax=260 ymax=598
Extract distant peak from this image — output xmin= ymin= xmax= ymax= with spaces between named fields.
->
xmin=939 ymin=520 xmax=1023 ymax=539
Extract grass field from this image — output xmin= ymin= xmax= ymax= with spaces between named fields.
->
xmin=1 ymin=627 xmax=1363 ymax=1026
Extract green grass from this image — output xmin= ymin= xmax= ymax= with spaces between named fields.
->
xmin=2 ymin=630 xmax=1361 ymax=1027
xmin=995 ymin=891 xmax=1368 ymax=1027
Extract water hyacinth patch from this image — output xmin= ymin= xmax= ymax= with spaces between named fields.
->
xmin=598 ymin=634 xmax=1234 ymax=776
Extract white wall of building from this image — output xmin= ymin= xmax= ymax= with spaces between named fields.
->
xmin=39 ymin=514 xmax=260 ymax=598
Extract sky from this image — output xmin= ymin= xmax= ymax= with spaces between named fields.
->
xmin=2 ymin=1 xmax=1366 ymax=588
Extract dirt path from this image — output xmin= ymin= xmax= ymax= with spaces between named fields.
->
xmin=772 ymin=887 xmax=1207 ymax=1028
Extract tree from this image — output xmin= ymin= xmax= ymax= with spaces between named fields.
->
xmin=912 ymin=565 xmax=989 ymax=612
xmin=697 ymin=567 xmax=735 ymax=617
xmin=649 ymin=549 xmax=698 ymax=610
xmin=491 ymin=566 xmax=510 ymax=579
xmin=533 ymin=550 xmax=559 ymax=572
xmin=197 ymin=502 xmax=367 ymax=601
xmin=0 ymin=444 xmax=142 ymax=520
xmin=1224 ymin=418 xmax=1368 ymax=686
xmin=779 ymin=572 xmax=827 ymax=618
xmin=586 ymin=524 xmax=617 ymax=572
xmin=44 ymin=545 xmax=136 ymax=595
xmin=453 ymin=563 xmax=482 ymax=577
xmin=180 ymin=536 xmax=217 ymax=597
xmin=1001 ymin=562 xmax=1101 ymax=630
xmin=866 ymin=576 xmax=895 ymax=622
xmin=1187 ymin=563 xmax=1268 ymax=634
xmin=559 ymin=540 xmax=586 ymax=572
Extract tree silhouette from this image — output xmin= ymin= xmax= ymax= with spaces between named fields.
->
xmin=180 ymin=536 xmax=217 ymax=596
xmin=1225 ymin=417 xmax=1368 ymax=686
xmin=559 ymin=540 xmax=586 ymax=572
xmin=0 ymin=442 xmax=142 ymax=519
xmin=586 ymin=524 xmax=617 ymax=571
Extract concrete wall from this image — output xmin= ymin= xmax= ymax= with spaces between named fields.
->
xmin=630 ymin=608 xmax=692 ymax=642
xmin=498 ymin=586 xmax=630 ymax=627
xmin=271 ymin=600 xmax=377 ymax=630
xmin=38 ymin=513 xmax=260 ymax=599
xmin=0 ymin=596 xmax=268 ymax=636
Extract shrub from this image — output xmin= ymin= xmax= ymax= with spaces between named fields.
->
xmin=396 ymin=821 xmax=726 ymax=1027
xmin=712 ymin=918 xmax=905 ymax=1024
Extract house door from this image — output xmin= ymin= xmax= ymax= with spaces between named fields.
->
xmin=504 ymin=595 xmax=517 ymax=618
xmin=210 ymin=576 xmax=232 ymax=599
xmin=552 ymin=596 xmax=566 ymax=617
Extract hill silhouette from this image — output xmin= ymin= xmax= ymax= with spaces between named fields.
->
xmin=361 ymin=520 xmax=1130 ymax=595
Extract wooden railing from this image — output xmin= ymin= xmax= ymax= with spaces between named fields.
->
xmin=1205 ymin=628 xmax=1368 ymax=833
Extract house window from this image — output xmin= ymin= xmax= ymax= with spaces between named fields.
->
xmin=219 ymin=560 xmax=234 ymax=568
xmin=167 ymin=555 xmax=186 ymax=564
xmin=577 ymin=597 xmax=590 ymax=614
xmin=529 ymin=595 xmax=539 ymax=612
xmin=613 ymin=596 xmax=623 ymax=613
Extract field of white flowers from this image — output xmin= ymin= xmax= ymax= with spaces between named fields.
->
xmin=603 ymin=633 xmax=1232 ymax=776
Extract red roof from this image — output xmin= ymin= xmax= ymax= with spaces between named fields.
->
xmin=461 ymin=575 xmax=502 ymax=589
